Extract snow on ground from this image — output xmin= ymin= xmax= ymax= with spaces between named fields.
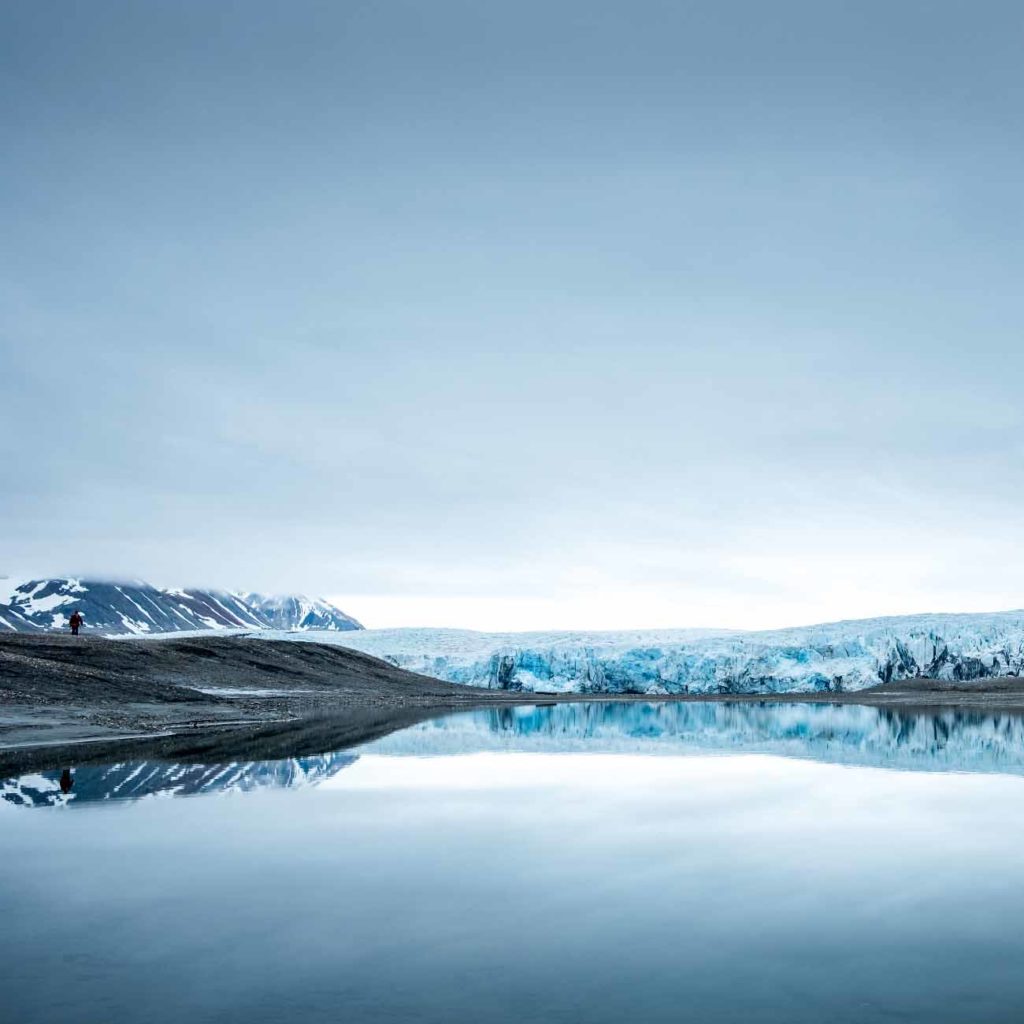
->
xmin=115 ymin=627 xmax=254 ymax=640
xmin=192 ymin=687 xmax=314 ymax=697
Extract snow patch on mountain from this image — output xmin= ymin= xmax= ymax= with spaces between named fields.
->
xmin=241 ymin=592 xmax=363 ymax=631
xmin=363 ymin=702 xmax=1024 ymax=775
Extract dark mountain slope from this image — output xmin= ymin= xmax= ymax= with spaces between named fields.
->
xmin=0 ymin=577 xmax=361 ymax=634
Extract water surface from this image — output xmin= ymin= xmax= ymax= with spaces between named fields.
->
xmin=3 ymin=702 xmax=1024 ymax=1022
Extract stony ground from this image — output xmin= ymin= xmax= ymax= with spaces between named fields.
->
xmin=0 ymin=633 xmax=541 ymax=772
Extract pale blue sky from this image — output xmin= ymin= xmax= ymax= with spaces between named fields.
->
xmin=2 ymin=1 xmax=1023 ymax=629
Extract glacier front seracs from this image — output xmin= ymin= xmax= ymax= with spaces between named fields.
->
xmin=258 ymin=610 xmax=1024 ymax=695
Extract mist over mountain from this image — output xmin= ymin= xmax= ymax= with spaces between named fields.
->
xmin=240 ymin=592 xmax=363 ymax=632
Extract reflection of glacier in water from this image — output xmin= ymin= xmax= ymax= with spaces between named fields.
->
xmin=9 ymin=702 xmax=1024 ymax=809
xmin=1 ymin=753 xmax=358 ymax=809
xmin=363 ymin=701 xmax=1024 ymax=775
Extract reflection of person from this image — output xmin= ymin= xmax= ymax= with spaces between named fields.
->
xmin=59 ymin=768 xmax=74 ymax=794
xmin=69 ymin=610 xmax=83 ymax=636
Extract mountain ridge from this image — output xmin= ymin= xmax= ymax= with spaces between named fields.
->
xmin=0 ymin=577 xmax=362 ymax=635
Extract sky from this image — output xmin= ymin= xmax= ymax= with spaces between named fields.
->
xmin=2 ymin=1 xmax=1023 ymax=631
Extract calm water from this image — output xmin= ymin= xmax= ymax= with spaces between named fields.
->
xmin=4 ymin=702 xmax=1024 ymax=1023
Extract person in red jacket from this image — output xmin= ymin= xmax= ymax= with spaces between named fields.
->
xmin=69 ymin=610 xmax=83 ymax=636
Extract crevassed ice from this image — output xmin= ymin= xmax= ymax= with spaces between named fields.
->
xmin=255 ymin=610 xmax=1024 ymax=694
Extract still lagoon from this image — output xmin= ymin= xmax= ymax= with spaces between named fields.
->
xmin=3 ymin=702 xmax=1024 ymax=1023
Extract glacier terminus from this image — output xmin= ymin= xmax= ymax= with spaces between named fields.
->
xmin=260 ymin=610 xmax=1024 ymax=696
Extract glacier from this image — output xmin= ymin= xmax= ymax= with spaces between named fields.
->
xmin=254 ymin=610 xmax=1024 ymax=694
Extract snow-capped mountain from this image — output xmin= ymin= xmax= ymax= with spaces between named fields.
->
xmin=1 ymin=753 xmax=358 ymax=808
xmin=0 ymin=577 xmax=362 ymax=635
xmin=261 ymin=610 xmax=1024 ymax=694
xmin=241 ymin=592 xmax=362 ymax=631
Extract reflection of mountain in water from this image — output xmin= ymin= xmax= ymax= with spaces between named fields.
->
xmin=364 ymin=702 xmax=1024 ymax=775
xmin=1 ymin=753 xmax=358 ymax=809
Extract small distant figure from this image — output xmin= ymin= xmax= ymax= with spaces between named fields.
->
xmin=69 ymin=610 xmax=83 ymax=636
xmin=59 ymin=768 xmax=74 ymax=795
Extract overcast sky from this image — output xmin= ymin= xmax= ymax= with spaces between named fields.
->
xmin=2 ymin=1 xmax=1023 ymax=630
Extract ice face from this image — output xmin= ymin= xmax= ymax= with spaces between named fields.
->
xmin=259 ymin=610 xmax=1024 ymax=694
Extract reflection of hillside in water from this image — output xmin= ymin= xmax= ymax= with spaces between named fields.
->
xmin=1 ymin=753 xmax=358 ymax=809
xmin=365 ymin=702 xmax=1024 ymax=775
